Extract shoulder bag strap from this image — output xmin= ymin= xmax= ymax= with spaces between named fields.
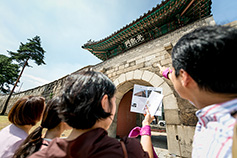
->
xmin=120 ymin=140 xmax=128 ymax=158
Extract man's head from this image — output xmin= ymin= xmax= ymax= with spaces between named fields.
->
xmin=172 ymin=25 xmax=237 ymax=94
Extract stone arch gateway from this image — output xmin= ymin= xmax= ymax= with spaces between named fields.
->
xmin=109 ymin=70 xmax=181 ymax=154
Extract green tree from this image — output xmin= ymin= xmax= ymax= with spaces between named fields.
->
xmin=0 ymin=54 xmax=20 ymax=93
xmin=1 ymin=36 xmax=46 ymax=115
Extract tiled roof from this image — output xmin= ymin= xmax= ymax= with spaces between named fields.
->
xmin=82 ymin=0 xmax=212 ymax=61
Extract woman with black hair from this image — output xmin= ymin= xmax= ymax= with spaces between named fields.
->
xmin=30 ymin=71 xmax=154 ymax=158
xmin=13 ymin=97 xmax=70 ymax=158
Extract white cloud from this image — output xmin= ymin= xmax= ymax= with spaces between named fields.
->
xmin=14 ymin=61 xmax=83 ymax=91
xmin=14 ymin=73 xmax=50 ymax=92
xmin=23 ymin=74 xmax=50 ymax=85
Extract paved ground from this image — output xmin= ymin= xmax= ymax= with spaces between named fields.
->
xmin=151 ymin=131 xmax=180 ymax=158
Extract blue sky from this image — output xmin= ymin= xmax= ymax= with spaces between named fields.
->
xmin=0 ymin=0 xmax=237 ymax=92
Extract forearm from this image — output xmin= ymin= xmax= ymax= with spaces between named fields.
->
xmin=140 ymin=109 xmax=154 ymax=158
xmin=141 ymin=134 xmax=154 ymax=158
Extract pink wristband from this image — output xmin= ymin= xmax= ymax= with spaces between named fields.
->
xmin=140 ymin=125 xmax=151 ymax=136
xmin=162 ymin=68 xmax=172 ymax=79
xmin=128 ymin=126 xmax=158 ymax=158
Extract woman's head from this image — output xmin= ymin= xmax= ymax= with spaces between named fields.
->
xmin=8 ymin=96 xmax=45 ymax=126
xmin=41 ymin=97 xmax=61 ymax=129
xmin=58 ymin=70 xmax=116 ymax=129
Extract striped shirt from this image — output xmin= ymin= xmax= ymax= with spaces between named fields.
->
xmin=192 ymin=99 xmax=237 ymax=158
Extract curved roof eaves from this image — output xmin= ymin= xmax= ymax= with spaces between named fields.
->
xmin=83 ymin=0 xmax=171 ymax=47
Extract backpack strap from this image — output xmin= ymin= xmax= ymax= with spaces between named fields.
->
xmin=120 ymin=140 xmax=128 ymax=158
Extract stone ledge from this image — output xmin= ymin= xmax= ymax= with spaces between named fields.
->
xmin=133 ymin=70 xmax=144 ymax=80
xmin=164 ymin=109 xmax=181 ymax=125
xmin=163 ymin=94 xmax=178 ymax=110
xmin=142 ymin=70 xmax=154 ymax=82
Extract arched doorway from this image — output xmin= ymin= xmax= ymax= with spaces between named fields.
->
xmin=111 ymin=70 xmax=180 ymax=156
xmin=116 ymin=90 xmax=136 ymax=138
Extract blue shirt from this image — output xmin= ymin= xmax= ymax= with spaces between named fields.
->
xmin=192 ymin=99 xmax=237 ymax=158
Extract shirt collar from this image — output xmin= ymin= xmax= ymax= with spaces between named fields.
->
xmin=196 ymin=98 xmax=237 ymax=127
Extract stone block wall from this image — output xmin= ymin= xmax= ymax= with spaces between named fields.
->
xmin=0 ymin=76 xmax=68 ymax=113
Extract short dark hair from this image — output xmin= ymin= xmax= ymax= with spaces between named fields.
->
xmin=59 ymin=71 xmax=116 ymax=129
xmin=172 ymin=25 xmax=237 ymax=93
xmin=8 ymin=96 xmax=45 ymax=126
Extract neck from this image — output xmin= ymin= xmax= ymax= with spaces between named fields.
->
xmin=66 ymin=122 xmax=105 ymax=141
xmin=66 ymin=128 xmax=93 ymax=141
xmin=15 ymin=124 xmax=32 ymax=134
xmin=191 ymin=91 xmax=237 ymax=109
xmin=44 ymin=123 xmax=64 ymax=139
xmin=44 ymin=129 xmax=62 ymax=139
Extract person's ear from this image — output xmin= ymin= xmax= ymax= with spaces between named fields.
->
xmin=101 ymin=94 xmax=109 ymax=112
xmin=179 ymin=69 xmax=193 ymax=87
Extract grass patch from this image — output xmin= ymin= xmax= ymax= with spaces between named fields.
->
xmin=0 ymin=115 xmax=10 ymax=130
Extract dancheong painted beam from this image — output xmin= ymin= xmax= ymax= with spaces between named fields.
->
xmin=82 ymin=0 xmax=212 ymax=61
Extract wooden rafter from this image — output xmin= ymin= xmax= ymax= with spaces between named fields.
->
xmin=181 ymin=0 xmax=195 ymax=16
